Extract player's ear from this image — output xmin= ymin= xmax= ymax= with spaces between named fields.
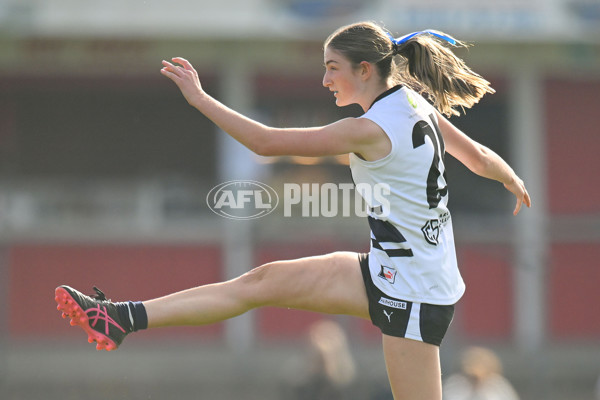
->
xmin=359 ymin=61 xmax=372 ymax=81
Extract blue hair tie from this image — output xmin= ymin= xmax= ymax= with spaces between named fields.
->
xmin=387 ymin=30 xmax=457 ymax=46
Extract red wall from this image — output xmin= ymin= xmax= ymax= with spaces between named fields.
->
xmin=544 ymin=77 xmax=600 ymax=340
xmin=549 ymin=243 xmax=600 ymax=339
xmin=8 ymin=244 xmax=224 ymax=341
xmin=546 ymin=79 xmax=600 ymax=215
xmin=456 ymin=246 xmax=513 ymax=340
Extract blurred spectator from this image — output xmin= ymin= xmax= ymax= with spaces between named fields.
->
xmin=283 ymin=320 xmax=357 ymax=400
xmin=443 ymin=346 xmax=519 ymax=400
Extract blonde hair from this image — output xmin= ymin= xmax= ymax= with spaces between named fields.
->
xmin=324 ymin=21 xmax=495 ymax=117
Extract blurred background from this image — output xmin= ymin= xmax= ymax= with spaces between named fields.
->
xmin=0 ymin=0 xmax=599 ymax=399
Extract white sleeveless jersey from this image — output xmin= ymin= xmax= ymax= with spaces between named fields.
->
xmin=350 ymin=86 xmax=465 ymax=305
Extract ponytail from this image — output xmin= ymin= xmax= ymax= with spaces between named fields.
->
xmin=394 ymin=33 xmax=495 ymax=117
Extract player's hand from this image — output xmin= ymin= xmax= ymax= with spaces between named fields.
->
xmin=160 ymin=57 xmax=204 ymax=106
xmin=504 ymin=176 xmax=531 ymax=215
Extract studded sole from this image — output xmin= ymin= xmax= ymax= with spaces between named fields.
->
xmin=55 ymin=287 xmax=119 ymax=351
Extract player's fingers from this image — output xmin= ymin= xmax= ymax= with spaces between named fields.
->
xmin=524 ymin=190 xmax=532 ymax=208
xmin=513 ymin=197 xmax=523 ymax=215
xmin=161 ymin=59 xmax=175 ymax=68
xmin=160 ymin=69 xmax=182 ymax=84
xmin=161 ymin=60 xmax=182 ymax=76
xmin=160 ymin=67 xmax=175 ymax=78
xmin=172 ymin=57 xmax=195 ymax=72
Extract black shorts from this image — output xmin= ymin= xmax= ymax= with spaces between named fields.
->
xmin=358 ymin=253 xmax=455 ymax=346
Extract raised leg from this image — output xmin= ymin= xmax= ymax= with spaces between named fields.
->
xmin=143 ymin=251 xmax=370 ymax=328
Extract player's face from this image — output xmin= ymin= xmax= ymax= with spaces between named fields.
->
xmin=322 ymin=47 xmax=361 ymax=107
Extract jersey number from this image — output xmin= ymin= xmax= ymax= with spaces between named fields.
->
xmin=368 ymin=115 xmax=447 ymax=258
xmin=412 ymin=114 xmax=448 ymax=209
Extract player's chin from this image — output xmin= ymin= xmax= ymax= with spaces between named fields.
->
xmin=334 ymin=98 xmax=348 ymax=107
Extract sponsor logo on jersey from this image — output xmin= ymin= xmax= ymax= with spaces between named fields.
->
xmin=206 ymin=180 xmax=279 ymax=220
xmin=378 ymin=297 xmax=407 ymax=310
xmin=378 ymin=265 xmax=397 ymax=284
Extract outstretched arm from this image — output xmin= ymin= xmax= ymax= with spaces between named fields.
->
xmin=437 ymin=112 xmax=531 ymax=215
xmin=160 ymin=57 xmax=388 ymax=160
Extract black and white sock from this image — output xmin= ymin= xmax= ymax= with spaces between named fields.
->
xmin=116 ymin=301 xmax=148 ymax=332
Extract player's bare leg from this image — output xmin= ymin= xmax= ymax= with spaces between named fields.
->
xmin=144 ymin=251 xmax=370 ymax=328
xmin=56 ymin=251 xmax=368 ymax=350
xmin=382 ymin=335 xmax=443 ymax=400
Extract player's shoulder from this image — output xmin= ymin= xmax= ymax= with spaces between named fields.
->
xmin=368 ymin=86 xmax=430 ymax=119
xmin=401 ymin=87 xmax=437 ymax=116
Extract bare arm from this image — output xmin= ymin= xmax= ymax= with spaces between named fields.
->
xmin=437 ymin=112 xmax=531 ymax=215
xmin=160 ymin=57 xmax=390 ymax=160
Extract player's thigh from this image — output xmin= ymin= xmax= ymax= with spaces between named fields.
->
xmin=237 ymin=251 xmax=369 ymax=319
xmin=382 ymin=335 xmax=442 ymax=400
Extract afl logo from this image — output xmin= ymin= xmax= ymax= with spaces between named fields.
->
xmin=206 ymin=180 xmax=279 ymax=220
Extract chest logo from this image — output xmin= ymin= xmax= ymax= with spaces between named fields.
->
xmin=407 ymin=92 xmax=418 ymax=109
xmin=421 ymin=212 xmax=450 ymax=245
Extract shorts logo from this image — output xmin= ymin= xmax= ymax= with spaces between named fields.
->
xmin=378 ymin=297 xmax=407 ymax=310
xmin=383 ymin=310 xmax=394 ymax=323
xmin=378 ymin=265 xmax=397 ymax=284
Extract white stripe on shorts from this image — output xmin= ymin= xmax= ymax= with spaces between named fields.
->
xmin=405 ymin=302 xmax=423 ymax=342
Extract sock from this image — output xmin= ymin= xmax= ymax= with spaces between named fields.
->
xmin=116 ymin=301 xmax=148 ymax=332
xmin=128 ymin=301 xmax=148 ymax=332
